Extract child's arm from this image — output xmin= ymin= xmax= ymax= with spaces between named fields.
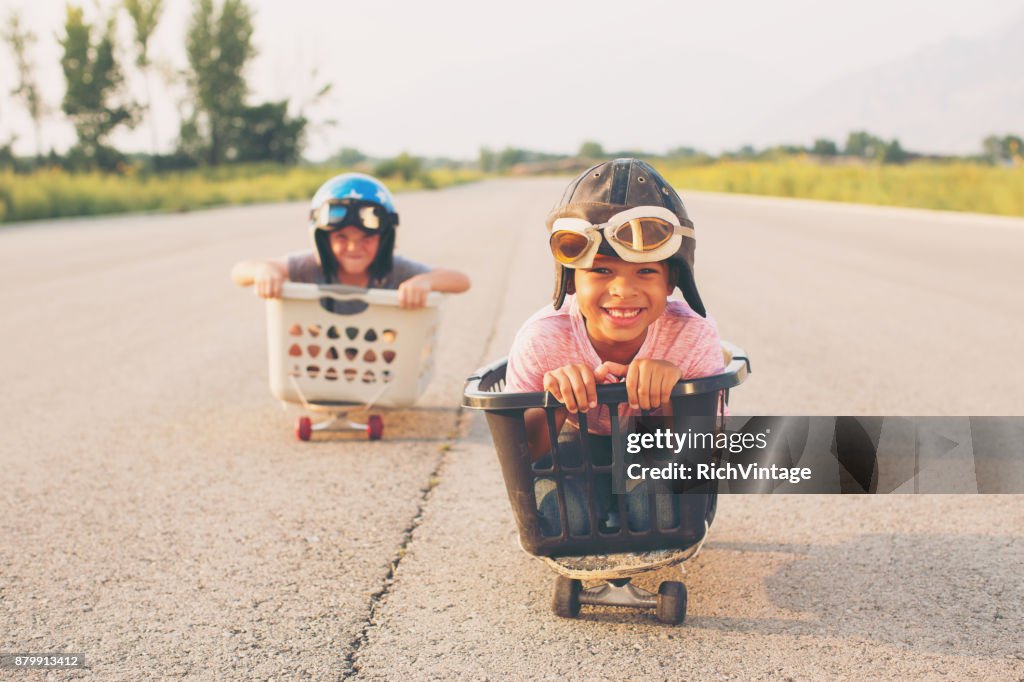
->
xmin=397 ymin=268 xmax=471 ymax=308
xmin=523 ymin=408 xmax=565 ymax=461
xmin=522 ymin=363 xmax=598 ymax=460
xmin=231 ymin=259 xmax=288 ymax=299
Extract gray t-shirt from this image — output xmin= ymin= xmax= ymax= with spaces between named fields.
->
xmin=286 ymin=250 xmax=431 ymax=289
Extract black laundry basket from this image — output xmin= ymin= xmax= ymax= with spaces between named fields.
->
xmin=463 ymin=344 xmax=750 ymax=558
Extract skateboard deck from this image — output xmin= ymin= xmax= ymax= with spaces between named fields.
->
xmin=541 ymin=545 xmax=700 ymax=581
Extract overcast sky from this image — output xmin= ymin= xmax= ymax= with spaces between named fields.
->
xmin=1 ymin=0 xmax=1022 ymax=159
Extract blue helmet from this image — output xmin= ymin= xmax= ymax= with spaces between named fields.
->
xmin=308 ymin=173 xmax=400 ymax=282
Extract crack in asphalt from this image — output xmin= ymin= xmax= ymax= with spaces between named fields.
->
xmin=342 ymin=213 xmax=521 ymax=679
xmin=342 ymin=409 xmax=479 ymax=679
xmin=341 ymin=445 xmax=449 ymax=679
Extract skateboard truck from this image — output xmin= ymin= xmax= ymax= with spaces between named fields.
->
xmin=290 ymin=375 xmax=386 ymax=441
xmin=545 ymin=522 xmax=707 ymax=624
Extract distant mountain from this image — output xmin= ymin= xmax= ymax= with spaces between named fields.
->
xmin=750 ymin=12 xmax=1024 ymax=155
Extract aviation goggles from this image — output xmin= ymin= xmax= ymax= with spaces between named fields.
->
xmin=312 ymin=199 xmax=394 ymax=232
xmin=549 ymin=206 xmax=694 ymax=269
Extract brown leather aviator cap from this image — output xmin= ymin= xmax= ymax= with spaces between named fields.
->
xmin=547 ymin=158 xmax=706 ymax=316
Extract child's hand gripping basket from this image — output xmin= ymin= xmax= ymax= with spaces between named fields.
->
xmin=462 ymin=343 xmax=750 ymax=558
xmin=267 ymin=282 xmax=441 ymax=408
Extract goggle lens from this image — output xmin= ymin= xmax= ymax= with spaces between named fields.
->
xmin=358 ymin=206 xmax=381 ymax=229
xmin=611 ymin=217 xmax=675 ymax=251
xmin=326 ymin=204 xmax=348 ymax=224
xmin=550 ymin=231 xmax=592 ymax=264
xmin=316 ymin=202 xmax=386 ymax=230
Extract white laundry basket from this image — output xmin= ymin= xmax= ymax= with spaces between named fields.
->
xmin=266 ymin=282 xmax=441 ymax=408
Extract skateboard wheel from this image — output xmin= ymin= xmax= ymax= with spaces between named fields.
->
xmin=296 ymin=416 xmax=312 ymax=442
xmin=656 ymin=581 xmax=687 ymax=625
xmin=367 ymin=414 xmax=384 ymax=441
xmin=552 ymin=576 xmax=581 ymax=618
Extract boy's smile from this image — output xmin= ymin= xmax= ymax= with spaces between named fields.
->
xmin=574 ymin=255 xmax=670 ymax=361
xmin=602 ymin=306 xmax=644 ymax=323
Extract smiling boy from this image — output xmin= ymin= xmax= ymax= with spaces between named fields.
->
xmin=231 ymin=172 xmax=469 ymax=307
xmin=505 ymin=159 xmax=724 ymax=459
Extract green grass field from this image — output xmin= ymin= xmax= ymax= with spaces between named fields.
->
xmin=654 ymin=158 xmax=1024 ymax=217
xmin=0 ymin=164 xmax=480 ymax=224
xmin=3 ymin=158 xmax=1023 ymax=223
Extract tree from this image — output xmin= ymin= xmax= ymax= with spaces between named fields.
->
xmin=982 ymin=135 xmax=1002 ymax=162
xmin=666 ymin=146 xmax=699 ymax=158
xmin=878 ymin=139 xmax=907 ymax=165
xmin=577 ymin=140 xmax=605 ymax=158
xmin=232 ymin=100 xmax=305 ymax=164
xmin=1008 ymin=136 xmax=1023 ymax=163
xmin=844 ymin=130 xmax=882 ymax=159
xmin=982 ymin=134 xmax=1023 ymax=164
xmin=179 ymin=0 xmax=306 ymax=164
xmin=182 ymin=0 xmax=255 ymax=164
xmin=335 ymin=147 xmax=366 ymax=166
xmin=3 ymin=11 xmax=46 ymax=158
xmin=123 ymin=0 xmax=165 ymax=155
xmin=478 ymin=146 xmax=495 ymax=172
xmin=374 ymin=152 xmax=423 ymax=182
xmin=0 ymin=137 xmax=15 ymax=170
xmin=496 ymin=147 xmax=527 ymax=170
xmin=812 ymin=138 xmax=838 ymax=157
xmin=59 ymin=6 xmax=137 ymax=170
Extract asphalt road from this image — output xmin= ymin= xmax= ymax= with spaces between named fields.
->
xmin=1 ymin=179 xmax=1021 ymax=680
